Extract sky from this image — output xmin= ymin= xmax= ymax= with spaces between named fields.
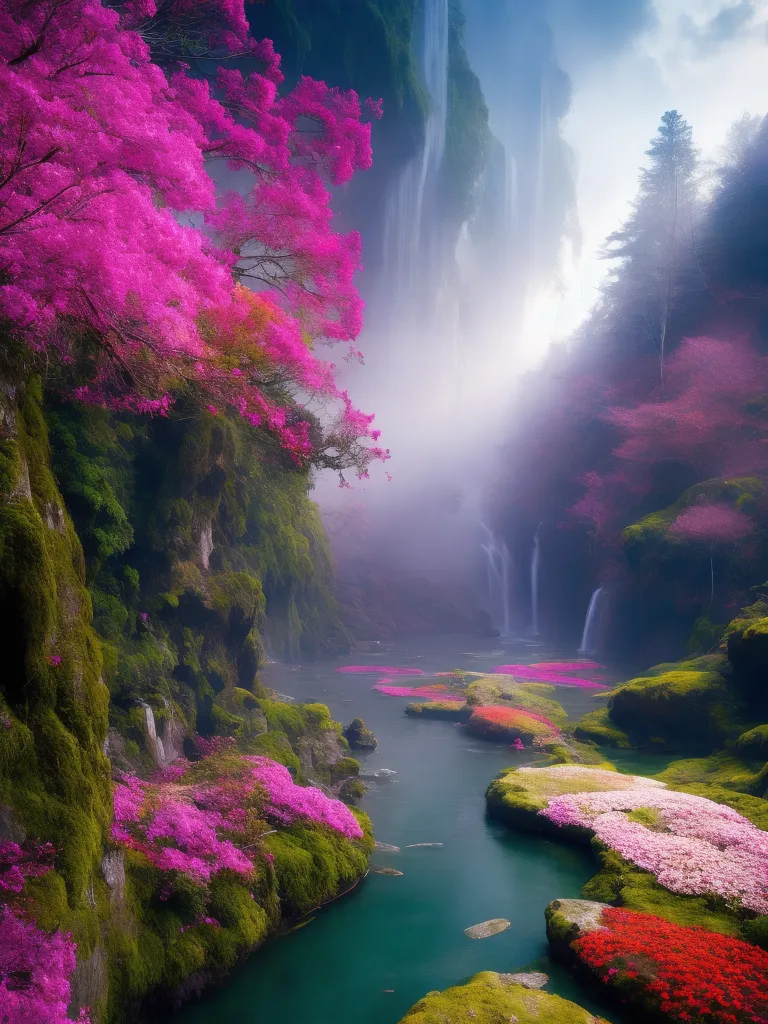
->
xmin=521 ymin=0 xmax=768 ymax=362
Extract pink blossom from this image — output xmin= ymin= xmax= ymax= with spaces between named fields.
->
xmin=540 ymin=781 xmax=768 ymax=913
xmin=669 ymin=503 xmax=754 ymax=545
xmin=492 ymin=664 xmax=609 ymax=689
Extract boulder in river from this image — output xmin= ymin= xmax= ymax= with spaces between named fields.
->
xmin=343 ymin=717 xmax=378 ymax=750
xmin=463 ymin=918 xmax=511 ymax=940
xmin=397 ymin=972 xmax=609 ymax=1022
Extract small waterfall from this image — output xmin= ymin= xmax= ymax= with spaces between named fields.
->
xmin=481 ymin=524 xmax=512 ymax=636
xmin=579 ymin=587 xmax=603 ymax=654
xmin=382 ymin=0 xmax=449 ymax=287
xmin=531 ymin=524 xmax=541 ymax=636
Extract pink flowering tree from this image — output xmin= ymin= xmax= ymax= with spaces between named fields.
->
xmin=570 ymin=336 xmax=768 ymax=541
xmin=0 ymin=0 xmax=386 ymax=477
xmin=669 ymin=502 xmax=754 ymax=605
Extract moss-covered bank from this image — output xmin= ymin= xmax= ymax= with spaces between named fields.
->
xmin=0 ymin=378 xmax=372 ymax=1022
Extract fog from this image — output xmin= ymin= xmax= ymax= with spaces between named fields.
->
xmin=313 ymin=0 xmax=768 ymax=635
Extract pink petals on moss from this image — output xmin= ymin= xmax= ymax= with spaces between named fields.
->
xmin=112 ymin=748 xmax=362 ymax=885
xmin=539 ymin=777 xmax=768 ymax=913
xmin=0 ymin=843 xmax=87 ymax=1023
xmin=493 ymin=662 xmax=609 ymax=689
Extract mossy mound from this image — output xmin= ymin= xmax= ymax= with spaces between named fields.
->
xmin=606 ymin=661 xmax=739 ymax=749
xmin=734 ymin=724 xmax=768 ymax=760
xmin=725 ymin=603 xmax=768 ymax=712
xmin=655 ymin=755 xmax=768 ymax=815
xmin=398 ymin=971 xmax=607 ymax=1024
xmin=342 ymin=717 xmax=378 ymax=750
xmin=465 ymin=676 xmax=567 ymax=724
xmin=573 ymin=708 xmax=632 ymax=749
xmin=405 ymin=701 xmax=470 ymax=721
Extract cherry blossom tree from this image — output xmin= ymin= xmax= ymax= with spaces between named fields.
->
xmin=0 ymin=0 xmax=386 ymax=476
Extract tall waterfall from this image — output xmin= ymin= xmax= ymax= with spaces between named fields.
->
xmin=530 ymin=524 xmax=541 ymax=636
xmin=579 ymin=587 xmax=603 ymax=654
xmin=481 ymin=524 xmax=512 ymax=636
xmin=382 ymin=0 xmax=449 ymax=287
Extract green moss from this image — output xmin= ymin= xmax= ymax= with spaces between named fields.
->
xmin=266 ymin=812 xmax=372 ymax=917
xmin=607 ymin=663 xmax=739 ymax=749
xmin=404 ymin=701 xmax=470 ymax=721
xmin=734 ymin=724 xmax=768 ymax=759
xmin=655 ymin=754 xmax=768 ymax=805
xmin=623 ymin=477 xmax=764 ymax=546
xmin=574 ymin=708 xmax=632 ymax=749
xmin=582 ymin=846 xmax=741 ymax=935
xmin=398 ymin=971 xmax=605 ymax=1024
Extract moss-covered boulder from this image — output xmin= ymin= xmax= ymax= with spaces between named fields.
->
xmin=606 ymin=659 xmax=738 ymax=749
xmin=398 ymin=971 xmax=608 ymax=1024
xmin=573 ymin=708 xmax=632 ymax=749
xmin=342 ymin=717 xmax=378 ymax=750
xmin=725 ymin=604 xmax=768 ymax=712
xmin=404 ymin=700 xmax=470 ymax=721
xmin=734 ymin=724 xmax=768 ymax=760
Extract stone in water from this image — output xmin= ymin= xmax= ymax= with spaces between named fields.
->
xmin=499 ymin=972 xmax=548 ymax=990
xmin=371 ymin=865 xmax=404 ymax=876
xmin=464 ymin=918 xmax=511 ymax=940
xmin=405 ymin=843 xmax=443 ymax=848
xmin=374 ymin=842 xmax=400 ymax=853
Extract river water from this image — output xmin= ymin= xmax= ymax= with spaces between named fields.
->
xmin=173 ymin=635 xmax=625 ymax=1024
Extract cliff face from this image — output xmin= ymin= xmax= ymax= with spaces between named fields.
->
xmin=0 ymin=378 xmax=371 ymax=1023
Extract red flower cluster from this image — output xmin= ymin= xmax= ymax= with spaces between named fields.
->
xmin=575 ymin=907 xmax=768 ymax=1024
xmin=468 ymin=705 xmax=559 ymax=741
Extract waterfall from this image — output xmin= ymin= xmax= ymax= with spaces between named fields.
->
xmin=481 ymin=524 xmax=512 ymax=636
xmin=530 ymin=524 xmax=541 ymax=636
xmin=381 ymin=0 xmax=449 ymax=288
xmin=579 ymin=587 xmax=603 ymax=654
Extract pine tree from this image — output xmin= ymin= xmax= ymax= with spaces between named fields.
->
xmin=602 ymin=110 xmax=699 ymax=384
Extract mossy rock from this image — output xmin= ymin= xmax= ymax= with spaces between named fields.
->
xmin=733 ymin=724 xmax=768 ymax=760
xmin=573 ymin=708 xmax=632 ymax=749
xmin=342 ymin=717 xmax=378 ymax=749
xmin=404 ymin=701 xmax=470 ymax=721
xmin=398 ymin=971 xmax=607 ymax=1024
xmin=607 ymin=663 xmax=738 ymax=749
xmin=727 ymin=607 xmax=768 ymax=712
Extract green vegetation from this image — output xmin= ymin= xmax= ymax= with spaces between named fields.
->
xmin=398 ymin=972 xmax=607 ymax=1024
xmin=573 ymin=708 xmax=632 ymax=749
xmin=606 ymin=660 xmax=740 ymax=749
xmin=405 ymin=701 xmax=469 ymax=721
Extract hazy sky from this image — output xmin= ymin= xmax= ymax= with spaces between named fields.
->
xmin=522 ymin=0 xmax=768 ymax=362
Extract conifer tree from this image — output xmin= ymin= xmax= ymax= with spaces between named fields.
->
xmin=603 ymin=110 xmax=699 ymax=384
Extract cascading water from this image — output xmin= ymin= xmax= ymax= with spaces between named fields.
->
xmin=579 ymin=587 xmax=603 ymax=654
xmin=481 ymin=524 xmax=512 ymax=636
xmin=381 ymin=0 xmax=449 ymax=289
xmin=530 ymin=524 xmax=541 ymax=636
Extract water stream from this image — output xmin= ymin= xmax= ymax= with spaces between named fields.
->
xmin=172 ymin=636 xmax=625 ymax=1024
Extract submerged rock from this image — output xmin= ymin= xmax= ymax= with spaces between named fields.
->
xmin=398 ymin=972 xmax=608 ymax=1023
xmin=405 ymin=843 xmax=443 ymax=848
xmin=463 ymin=918 xmax=511 ymax=939
xmin=374 ymin=841 xmax=401 ymax=853
xmin=499 ymin=973 xmax=549 ymax=990
xmin=343 ymin=717 xmax=378 ymax=750
xmin=371 ymin=865 xmax=404 ymax=876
